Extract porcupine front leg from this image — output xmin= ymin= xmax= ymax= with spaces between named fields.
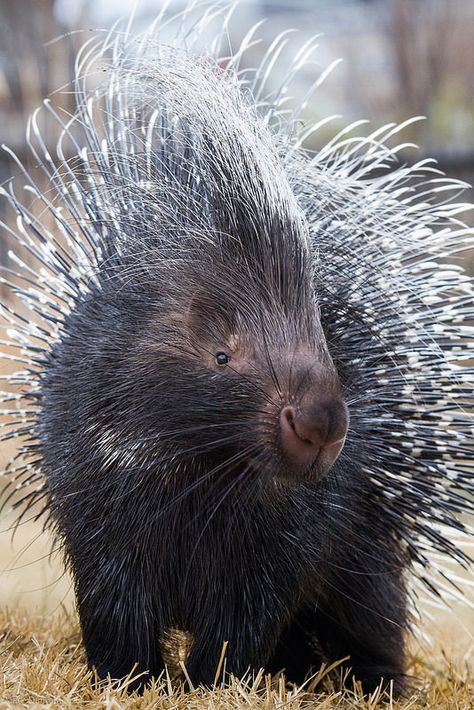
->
xmin=313 ymin=537 xmax=408 ymax=696
xmin=72 ymin=547 xmax=166 ymax=691
xmin=267 ymin=544 xmax=407 ymax=694
xmin=265 ymin=608 xmax=325 ymax=683
xmin=184 ymin=617 xmax=275 ymax=687
xmin=183 ymin=587 xmax=291 ymax=687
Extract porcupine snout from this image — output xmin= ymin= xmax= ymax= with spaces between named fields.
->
xmin=278 ymin=359 xmax=349 ymax=479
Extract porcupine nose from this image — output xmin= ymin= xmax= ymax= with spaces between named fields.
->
xmin=280 ymin=400 xmax=348 ymax=476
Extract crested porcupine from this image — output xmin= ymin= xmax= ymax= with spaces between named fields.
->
xmin=0 ymin=4 xmax=473 ymax=697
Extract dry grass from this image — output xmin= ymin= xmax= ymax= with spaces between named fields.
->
xmin=0 ymin=516 xmax=473 ymax=709
xmin=0 ymin=607 xmax=473 ymax=710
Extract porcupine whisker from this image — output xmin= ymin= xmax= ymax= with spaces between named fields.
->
xmin=181 ymin=457 xmax=259 ymax=539
xmin=217 ymin=367 xmax=281 ymax=411
xmin=223 ymin=455 xmax=263 ymax=531
xmin=287 ymin=345 xmax=300 ymax=400
xmin=128 ymin=445 xmax=262 ymax=546
xmin=2 ymin=543 xmax=65 ymax=574
xmin=0 ymin=508 xmax=50 ymax=535
xmin=12 ymin=491 xmax=52 ymax=542
xmin=311 ymin=497 xmax=411 ymax=569
xmin=314 ymin=568 xmax=407 ymax=629
xmin=95 ymin=433 xmax=261 ymax=502
xmin=1 ymin=512 xmax=63 ymax=571
xmin=182 ymin=464 xmax=255 ymax=584
xmin=194 ymin=344 xmax=283 ymax=400
xmin=261 ymin=329 xmax=283 ymax=399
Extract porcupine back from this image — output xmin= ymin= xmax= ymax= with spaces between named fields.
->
xmin=0 ymin=5 xmax=473 ymax=627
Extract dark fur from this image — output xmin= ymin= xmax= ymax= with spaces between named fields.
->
xmin=38 ymin=173 xmax=408 ymax=694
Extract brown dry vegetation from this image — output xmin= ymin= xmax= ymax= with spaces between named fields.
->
xmin=0 ymin=604 xmax=472 ymax=710
xmin=0 ymin=516 xmax=473 ymax=710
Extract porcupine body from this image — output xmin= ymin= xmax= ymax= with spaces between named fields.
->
xmin=0 ymin=5 xmax=473 ymax=696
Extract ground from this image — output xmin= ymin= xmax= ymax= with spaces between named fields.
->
xmin=0 ymin=514 xmax=472 ymax=709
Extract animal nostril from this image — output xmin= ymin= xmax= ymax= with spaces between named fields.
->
xmin=281 ymin=406 xmax=316 ymax=446
xmin=279 ymin=401 xmax=348 ymax=475
xmin=280 ymin=405 xmax=322 ymax=463
xmin=282 ymin=406 xmax=296 ymax=432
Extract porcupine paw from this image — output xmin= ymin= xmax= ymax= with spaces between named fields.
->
xmin=349 ymin=664 xmax=408 ymax=698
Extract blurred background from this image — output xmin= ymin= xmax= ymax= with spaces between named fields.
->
xmin=0 ymin=0 xmax=472 ymax=638
xmin=1 ymin=0 xmax=474 ymax=194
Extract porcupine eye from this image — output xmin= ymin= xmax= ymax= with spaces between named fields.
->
xmin=215 ymin=352 xmax=230 ymax=366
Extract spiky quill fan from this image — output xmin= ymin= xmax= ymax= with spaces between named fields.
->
xmin=0 ymin=1 xmax=473 ymax=692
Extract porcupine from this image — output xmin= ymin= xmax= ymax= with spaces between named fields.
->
xmin=0 ymin=4 xmax=473 ymax=696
